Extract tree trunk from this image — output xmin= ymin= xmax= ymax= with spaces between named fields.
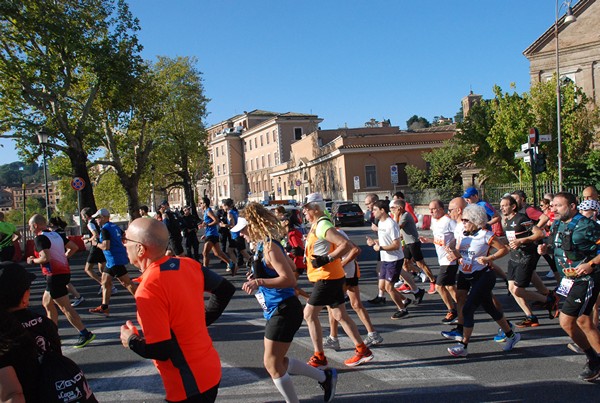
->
xmin=65 ymin=142 xmax=96 ymax=212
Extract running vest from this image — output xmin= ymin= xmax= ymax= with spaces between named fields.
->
xmin=228 ymin=209 xmax=240 ymax=240
xmin=100 ymin=222 xmax=129 ymax=267
xmin=305 ymin=216 xmax=345 ymax=282
xmin=203 ymin=208 xmax=219 ymax=237
xmin=35 ymin=231 xmax=71 ymax=276
xmin=252 ymin=241 xmax=296 ymax=320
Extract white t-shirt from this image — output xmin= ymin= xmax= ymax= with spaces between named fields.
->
xmin=430 ymin=215 xmax=457 ymax=266
xmin=337 ymin=229 xmax=356 ymax=278
xmin=455 ymin=229 xmax=494 ymax=274
xmin=377 ymin=216 xmax=404 ymax=262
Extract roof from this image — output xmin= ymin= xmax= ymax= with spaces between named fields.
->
xmin=339 ymin=139 xmax=447 ymax=149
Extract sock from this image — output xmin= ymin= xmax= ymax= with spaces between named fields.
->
xmin=505 ymin=330 xmax=515 ymax=339
xmin=461 ymin=341 xmax=468 ymax=348
xmin=356 ymin=342 xmax=368 ymax=352
xmin=329 ymin=336 xmax=338 ymax=341
xmin=368 ymin=331 xmax=377 ymax=337
xmin=272 ymin=373 xmax=299 ymax=403
xmin=456 ymin=324 xmax=464 ymax=333
xmin=79 ymin=328 xmax=90 ymax=336
xmin=583 ymin=348 xmax=600 ymax=364
xmin=314 ymin=351 xmax=325 ymax=360
xmin=287 ymin=358 xmax=326 ymax=383
xmin=101 ymin=304 xmax=108 ymax=310
xmin=378 ymin=290 xmax=384 ymax=298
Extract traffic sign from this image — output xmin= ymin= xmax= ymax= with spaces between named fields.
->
xmin=295 ymin=179 xmax=301 ymax=187
xmin=514 ymin=151 xmax=528 ymax=159
xmin=524 ymin=155 xmax=531 ymax=163
xmin=353 ymin=176 xmax=360 ymax=190
xmin=521 ymin=143 xmax=530 ymax=152
xmin=528 ymin=127 xmax=539 ymax=146
xmin=70 ymin=177 xmax=85 ymax=191
xmin=539 ymin=134 xmax=552 ymax=142
xmin=390 ymin=165 xmax=398 ymax=184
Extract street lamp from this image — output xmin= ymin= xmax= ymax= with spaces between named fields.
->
xmin=19 ymin=167 xmax=26 ymax=257
xmin=37 ymin=128 xmax=51 ymax=220
xmin=555 ymin=1 xmax=576 ymax=191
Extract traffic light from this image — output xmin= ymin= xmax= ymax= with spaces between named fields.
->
xmin=534 ymin=152 xmax=547 ymax=174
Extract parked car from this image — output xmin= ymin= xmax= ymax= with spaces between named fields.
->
xmin=332 ymin=203 xmax=365 ymax=227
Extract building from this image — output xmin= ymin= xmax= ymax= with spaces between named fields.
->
xmin=523 ymin=0 xmax=600 ymax=105
xmin=207 ymin=110 xmax=322 ymax=203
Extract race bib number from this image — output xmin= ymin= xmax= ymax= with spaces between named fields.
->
xmin=461 ymin=257 xmax=473 ymax=273
xmin=433 ymin=234 xmax=445 ymax=246
xmin=506 ymin=231 xmax=516 ymax=242
xmin=254 ymin=291 xmax=269 ymax=312
xmin=556 ymin=277 xmax=575 ymax=297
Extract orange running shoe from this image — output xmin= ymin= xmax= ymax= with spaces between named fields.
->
xmin=344 ymin=348 xmax=374 ymax=367
xmin=307 ymin=354 xmax=328 ymax=369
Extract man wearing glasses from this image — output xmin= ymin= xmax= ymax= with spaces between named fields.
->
xmin=89 ymin=208 xmax=137 ymax=317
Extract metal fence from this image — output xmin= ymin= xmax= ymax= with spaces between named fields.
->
xmin=481 ymin=181 xmax=587 ymax=207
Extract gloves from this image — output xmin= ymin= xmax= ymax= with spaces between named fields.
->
xmin=311 ymin=254 xmax=333 ymax=268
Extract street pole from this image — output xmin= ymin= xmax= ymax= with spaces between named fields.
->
xmin=22 ymin=182 xmax=26 ymax=258
xmin=37 ymin=128 xmax=51 ymax=220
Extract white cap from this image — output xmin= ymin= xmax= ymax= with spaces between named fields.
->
xmin=304 ymin=192 xmax=324 ymax=206
xmin=230 ymin=217 xmax=248 ymax=233
xmin=91 ymin=208 xmax=110 ymax=218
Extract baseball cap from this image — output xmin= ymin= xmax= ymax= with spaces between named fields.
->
xmin=91 ymin=208 xmax=110 ymax=218
xmin=230 ymin=217 xmax=248 ymax=233
xmin=578 ymin=199 xmax=600 ymax=212
xmin=0 ymin=262 xmax=36 ymax=309
xmin=303 ymin=192 xmax=324 ymax=206
xmin=159 ymin=199 xmax=169 ymax=206
xmin=462 ymin=187 xmax=478 ymax=198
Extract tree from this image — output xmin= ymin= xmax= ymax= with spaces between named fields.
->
xmin=0 ymin=0 xmax=143 ymax=211
xmin=406 ymin=115 xmax=430 ymax=130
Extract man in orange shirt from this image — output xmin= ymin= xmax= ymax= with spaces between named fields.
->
xmin=120 ymin=218 xmax=221 ymax=402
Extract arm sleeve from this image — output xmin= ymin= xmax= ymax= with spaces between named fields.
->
xmin=128 ymin=335 xmax=173 ymax=361
xmin=101 ymin=228 xmax=111 ymax=241
xmin=34 ymin=235 xmax=51 ymax=252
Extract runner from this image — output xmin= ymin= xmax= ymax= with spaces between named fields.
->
xmin=443 ymin=204 xmax=519 ymax=357
xmin=120 ymin=218 xmax=221 ymax=402
xmin=26 ymin=214 xmax=95 ymax=348
xmin=158 ymin=200 xmax=185 ymax=257
xmin=235 ymin=203 xmax=337 ymax=403
xmin=419 ymin=199 xmax=459 ymax=324
xmin=181 ymin=205 xmax=201 ymax=260
xmin=88 ymin=209 xmax=137 ymax=317
xmin=302 ymin=193 xmax=374 ymax=368
xmin=0 ymin=212 xmax=21 ymax=262
xmin=538 ymin=192 xmax=600 ymax=381
xmin=80 ymin=207 xmax=108 ymax=294
xmin=199 ymin=197 xmax=235 ymax=274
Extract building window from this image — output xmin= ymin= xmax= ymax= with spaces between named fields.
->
xmin=260 ymin=135 xmax=263 ymax=147
xmin=217 ymin=165 xmax=221 ymax=175
xmin=294 ymin=127 xmax=303 ymax=140
xmin=256 ymin=157 xmax=259 ymax=169
xmin=221 ymin=145 xmax=224 ymax=155
xmin=216 ymin=147 xmax=219 ymax=157
xmin=222 ymin=163 xmax=226 ymax=175
xmin=249 ymin=140 xmax=252 ymax=150
xmin=244 ymin=141 xmax=247 ymax=152
xmin=266 ymin=132 xmax=270 ymax=144
xmin=261 ymin=155 xmax=265 ymax=168
xmin=267 ymin=154 xmax=271 ymax=167
xmin=397 ymin=163 xmax=408 ymax=186
xmin=365 ymin=165 xmax=377 ymax=187
xmin=274 ymin=152 xmax=279 ymax=165
xmin=254 ymin=138 xmax=257 ymax=148
xmin=251 ymin=159 xmax=254 ymax=170
xmin=273 ymin=130 xmax=277 ymax=142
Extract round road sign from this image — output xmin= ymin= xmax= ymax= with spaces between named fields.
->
xmin=71 ymin=177 xmax=86 ymax=191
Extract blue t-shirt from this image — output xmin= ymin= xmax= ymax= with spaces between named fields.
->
xmin=228 ymin=209 xmax=240 ymax=240
xmin=100 ymin=222 xmax=129 ymax=267
xmin=204 ymin=208 xmax=219 ymax=237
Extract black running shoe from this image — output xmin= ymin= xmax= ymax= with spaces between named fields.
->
xmin=367 ymin=296 xmax=386 ymax=305
xmin=391 ymin=309 xmax=409 ymax=320
xmin=579 ymin=360 xmax=600 ymax=382
xmin=413 ymin=288 xmax=425 ymax=305
xmin=320 ymin=368 xmax=338 ymax=402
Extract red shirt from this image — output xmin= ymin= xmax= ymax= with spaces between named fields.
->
xmin=135 ymin=256 xmax=221 ymax=401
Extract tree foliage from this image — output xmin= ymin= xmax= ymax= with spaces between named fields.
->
xmin=406 ymin=115 xmax=430 ymax=130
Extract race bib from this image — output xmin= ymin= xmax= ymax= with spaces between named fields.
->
xmin=556 ymin=277 xmax=575 ymax=298
xmin=461 ymin=256 xmax=473 ymax=273
xmin=506 ymin=231 xmax=516 ymax=242
xmin=433 ymin=234 xmax=445 ymax=246
xmin=254 ymin=291 xmax=268 ymax=312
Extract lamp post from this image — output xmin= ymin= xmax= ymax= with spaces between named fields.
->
xmin=555 ymin=1 xmax=576 ymax=191
xmin=19 ymin=167 xmax=26 ymax=257
xmin=37 ymin=128 xmax=51 ymax=220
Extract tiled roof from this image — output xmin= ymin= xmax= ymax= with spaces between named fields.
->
xmin=340 ymin=139 xmax=446 ymax=149
xmin=410 ymin=124 xmax=457 ymax=133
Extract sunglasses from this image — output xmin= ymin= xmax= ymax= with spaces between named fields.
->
xmin=461 ymin=219 xmax=471 ymax=223
xmin=122 ymin=236 xmax=144 ymax=246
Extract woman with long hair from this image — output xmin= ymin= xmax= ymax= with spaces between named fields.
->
xmin=235 ymin=203 xmax=336 ymax=403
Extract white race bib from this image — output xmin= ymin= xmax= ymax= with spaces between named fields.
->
xmin=505 ymin=231 xmax=516 ymax=242
xmin=254 ymin=290 xmax=268 ymax=312
xmin=556 ymin=277 xmax=575 ymax=298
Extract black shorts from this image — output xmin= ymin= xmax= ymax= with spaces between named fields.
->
xmin=105 ymin=264 xmax=128 ymax=278
xmin=308 ymin=277 xmax=346 ymax=308
xmin=561 ymin=272 xmax=600 ymax=317
xmin=378 ymin=260 xmax=403 ymax=283
xmin=403 ymin=242 xmax=424 ymax=262
xmin=86 ymin=246 xmax=106 ymax=264
xmin=46 ymin=273 xmax=70 ymax=299
xmin=0 ymin=245 xmax=15 ymax=262
xmin=507 ymin=255 xmax=537 ymax=288
xmin=168 ymin=238 xmax=184 ymax=256
xmin=345 ymin=276 xmax=359 ymax=287
xmin=229 ymin=237 xmax=246 ymax=251
xmin=437 ymin=264 xmax=458 ymax=286
xmin=205 ymin=235 xmax=220 ymax=245
xmin=265 ymin=296 xmax=303 ymax=343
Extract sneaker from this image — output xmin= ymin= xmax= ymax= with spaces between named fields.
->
xmin=308 ymin=354 xmax=328 ymax=369
xmin=568 ymin=342 xmax=584 ymax=354
xmin=494 ymin=322 xmax=515 ymax=342
xmin=88 ymin=305 xmax=110 ymax=317
xmin=73 ymin=332 xmax=96 ymax=348
xmin=111 ymin=286 xmax=118 ymax=295
xmin=227 ymin=261 xmax=236 ymax=275
xmin=441 ymin=311 xmax=458 ymax=325
xmin=419 ymin=272 xmax=428 ymax=283
xmin=427 ymin=281 xmax=436 ymax=295
xmin=344 ymin=348 xmax=374 ymax=367
xmin=545 ymin=270 xmax=555 ymax=279
xmin=363 ymin=332 xmax=384 ymax=347
xmin=545 ymin=292 xmax=560 ymax=319
xmin=71 ymin=296 xmax=85 ymax=307
xmin=503 ymin=332 xmax=521 ymax=351
xmin=579 ymin=360 xmax=600 ymax=382
xmin=448 ymin=343 xmax=468 ymax=357
xmin=323 ymin=336 xmax=340 ymax=351
xmin=413 ymin=288 xmax=425 ymax=305
xmin=367 ymin=296 xmax=386 ymax=305
xmin=319 ymin=368 xmax=338 ymax=403
xmin=391 ymin=309 xmax=409 ymax=320
xmin=516 ymin=316 xmax=540 ymax=328
xmin=441 ymin=329 xmax=463 ymax=342
xmin=394 ymin=280 xmax=404 ymax=289
xmin=396 ymin=283 xmax=412 ymax=293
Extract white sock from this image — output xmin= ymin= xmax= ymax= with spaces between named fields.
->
xmin=378 ymin=291 xmax=384 ymax=297
xmin=287 ymin=358 xmax=326 ymax=383
xmin=272 ymin=373 xmax=299 ymax=403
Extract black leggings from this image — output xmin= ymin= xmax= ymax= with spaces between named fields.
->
xmin=461 ymin=270 xmax=504 ymax=328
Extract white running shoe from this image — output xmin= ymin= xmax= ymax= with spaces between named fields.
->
xmin=71 ymin=296 xmax=85 ymax=307
xmin=363 ymin=332 xmax=384 ymax=347
xmin=323 ymin=336 xmax=340 ymax=351
xmin=448 ymin=344 xmax=468 ymax=357
xmin=503 ymin=332 xmax=521 ymax=351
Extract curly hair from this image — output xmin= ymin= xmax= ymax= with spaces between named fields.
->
xmin=240 ymin=202 xmax=285 ymax=248
xmin=462 ymin=204 xmax=489 ymax=229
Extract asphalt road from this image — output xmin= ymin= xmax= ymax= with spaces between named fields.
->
xmin=24 ymin=225 xmax=600 ymax=402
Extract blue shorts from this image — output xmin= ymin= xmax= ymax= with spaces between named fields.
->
xmin=378 ymin=260 xmax=403 ymax=283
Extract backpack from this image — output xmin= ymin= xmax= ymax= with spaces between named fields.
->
xmin=38 ymin=350 xmax=97 ymax=403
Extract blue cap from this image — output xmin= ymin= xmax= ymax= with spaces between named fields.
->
xmin=462 ymin=187 xmax=478 ymax=198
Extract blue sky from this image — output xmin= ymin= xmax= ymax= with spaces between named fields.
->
xmin=0 ymin=0 xmax=572 ymax=164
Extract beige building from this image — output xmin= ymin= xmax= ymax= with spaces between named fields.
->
xmin=207 ymin=110 xmax=322 ymax=203
xmin=8 ymin=182 xmax=60 ymax=212
xmin=523 ymin=0 xmax=600 ymax=105
xmin=271 ymin=125 xmax=456 ymax=203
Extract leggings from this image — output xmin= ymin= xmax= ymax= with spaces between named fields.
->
xmin=461 ymin=269 xmax=504 ymax=328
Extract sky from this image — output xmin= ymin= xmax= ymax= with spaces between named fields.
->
xmin=0 ymin=0 xmax=573 ymax=165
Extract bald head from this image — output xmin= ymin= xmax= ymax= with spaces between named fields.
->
xmin=583 ymin=186 xmax=599 ymax=201
xmin=126 ymin=218 xmax=169 ymax=262
xmin=448 ymin=197 xmax=467 ymax=221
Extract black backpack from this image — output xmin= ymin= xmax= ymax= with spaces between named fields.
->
xmin=38 ymin=350 xmax=98 ymax=403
